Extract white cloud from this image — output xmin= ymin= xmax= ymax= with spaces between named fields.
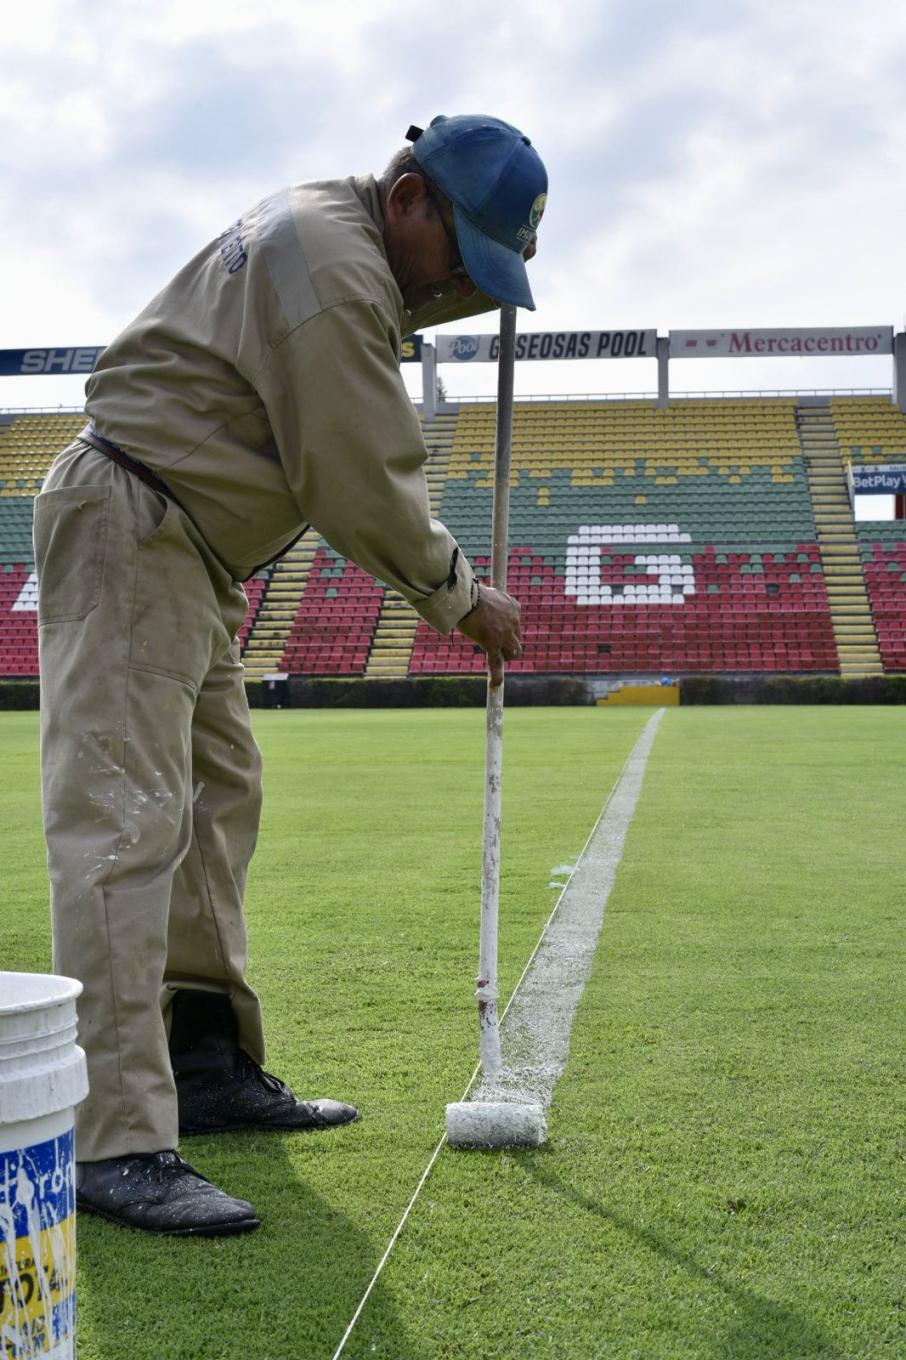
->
xmin=2 ymin=0 xmax=905 ymax=408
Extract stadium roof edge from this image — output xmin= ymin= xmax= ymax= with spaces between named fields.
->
xmin=0 ymin=385 xmax=895 ymax=418
xmin=416 ymin=386 xmax=894 ymax=410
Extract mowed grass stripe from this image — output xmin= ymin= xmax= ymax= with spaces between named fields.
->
xmin=343 ymin=708 xmax=905 ymax=1360
xmin=1 ymin=707 xmax=649 ymax=1360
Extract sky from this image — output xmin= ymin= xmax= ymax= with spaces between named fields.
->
xmin=2 ymin=0 xmax=905 ymax=411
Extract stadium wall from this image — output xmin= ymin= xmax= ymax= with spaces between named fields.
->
xmin=6 ymin=674 xmax=906 ymax=710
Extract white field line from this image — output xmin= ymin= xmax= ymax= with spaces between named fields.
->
xmin=330 ymin=708 xmax=665 ymax=1360
xmin=469 ymin=706 xmax=665 ymax=1109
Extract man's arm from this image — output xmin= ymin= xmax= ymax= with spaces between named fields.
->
xmin=253 ymin=299 xmax=503 ymax=641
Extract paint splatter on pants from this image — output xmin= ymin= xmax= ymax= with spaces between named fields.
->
xmin=35 ymin=439 xmax=265 ymax=1161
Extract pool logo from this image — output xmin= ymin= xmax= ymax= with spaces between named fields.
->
xmin=449 ymin=336 xmax=480 ymax=362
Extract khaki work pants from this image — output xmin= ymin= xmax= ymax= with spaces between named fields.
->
xmin=36 ymin=439 xmax=266 ymax=1161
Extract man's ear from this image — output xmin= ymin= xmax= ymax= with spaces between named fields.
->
xmin=386 ymin=172 xmax=428 ymax=222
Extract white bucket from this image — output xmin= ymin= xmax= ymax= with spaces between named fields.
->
xmin=0 ymin=973 xmax=88 ymax=1360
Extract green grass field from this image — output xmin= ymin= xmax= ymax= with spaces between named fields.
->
xmin=3 ymin=707 xmax=904 ymax=1359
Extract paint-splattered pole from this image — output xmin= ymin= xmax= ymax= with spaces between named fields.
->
xmin=476 ymin=302 xmax=517 ymax=1079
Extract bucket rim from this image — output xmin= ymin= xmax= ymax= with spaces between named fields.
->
xmin=0 ymin=972 xmax=83 ymax=1017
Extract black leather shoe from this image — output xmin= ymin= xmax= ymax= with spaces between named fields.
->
xmin=170 ymin=989 xmax=360 ymax=1136
xmin=76 ymin=1152 xmax=260 ymax=1236
xmin=178 ymin=1048 xmax=360 ymax=1134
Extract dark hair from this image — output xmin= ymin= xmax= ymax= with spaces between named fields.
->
xmin=379 ymin=146 xmax=453 ymax=214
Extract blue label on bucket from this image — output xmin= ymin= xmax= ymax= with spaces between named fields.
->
xmin=1 ymin=1130 xmax=77 ymax=1357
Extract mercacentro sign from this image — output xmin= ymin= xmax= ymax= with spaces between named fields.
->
xmin=670 ymin=327 xmax=893 ymax=357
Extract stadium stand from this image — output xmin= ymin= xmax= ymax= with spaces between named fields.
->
xmin=412 ymin=398 xmax=839 ymax=675
xmin=364 ymin=413 xmax=458 ymax=679
xmin=0 ymin=412 xmax=59 ymax=676
xmin=0 ymin=562 xmax=38 ymax=677
xmin=3 ymin=395 xmax=906 ymax=681
xmin=241 ymin=538 xmax=319 ymax=679
xmin=0 ymin=412 xmax=83 ymax=496
xmin=235 ymin=571 xmax=270 ymax=652
xmin=832 ymin=395 xmax=906 ymax=674
xmin=279 ymin=547 xmax=384 ymax=675
xmin=797 ymin=406 xmax=883 ymax=676
xmin=831 ymin=394 xmax=906 ymax=463
xmin=857 ymin=525 xmax=906 ymax=671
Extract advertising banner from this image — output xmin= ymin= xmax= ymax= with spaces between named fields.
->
xmin=436 ymin=330 xmax=656 ymax=363
xmin=0 ymin=342 xmax=423 ymax=373
xmin=669 ymin=327 xmax=893 ymax=358
xmin=0 ymin=347 xmax=106 ymax=376
xmin=851 ymin=464 xmax=906 ymax=494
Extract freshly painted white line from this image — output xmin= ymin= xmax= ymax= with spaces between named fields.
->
xmin=330 ymin=709 xmax=665 ymax=1360
xmin=469 ymin=705 xmax=665 ymax=1110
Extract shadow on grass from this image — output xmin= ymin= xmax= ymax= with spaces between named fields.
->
xmin=75 ymin=1132 xmax=418 ymax=1360
xmin=524 ymin=1163 xmax=843 ymax=1360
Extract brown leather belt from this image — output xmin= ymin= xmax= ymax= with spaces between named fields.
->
xmin=79 ymin=425 xmax=177 ymax=504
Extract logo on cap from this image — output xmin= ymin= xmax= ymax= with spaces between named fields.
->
xmin=529 ymin=193 xmax=547 ymax=230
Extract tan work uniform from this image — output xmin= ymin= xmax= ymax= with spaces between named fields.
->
xmin=36 ymin=175 xmax=495 ymax=1160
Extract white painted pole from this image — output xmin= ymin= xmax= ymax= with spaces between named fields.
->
xmin=476 ymin=303 xmax=517 ymax=1079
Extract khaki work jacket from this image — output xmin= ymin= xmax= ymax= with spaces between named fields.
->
xmin=85 ymin=175 xmax=497 ymax=631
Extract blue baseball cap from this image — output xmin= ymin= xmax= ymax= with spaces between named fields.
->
xmin=406 ymin=115 xmax=547 ymax=311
